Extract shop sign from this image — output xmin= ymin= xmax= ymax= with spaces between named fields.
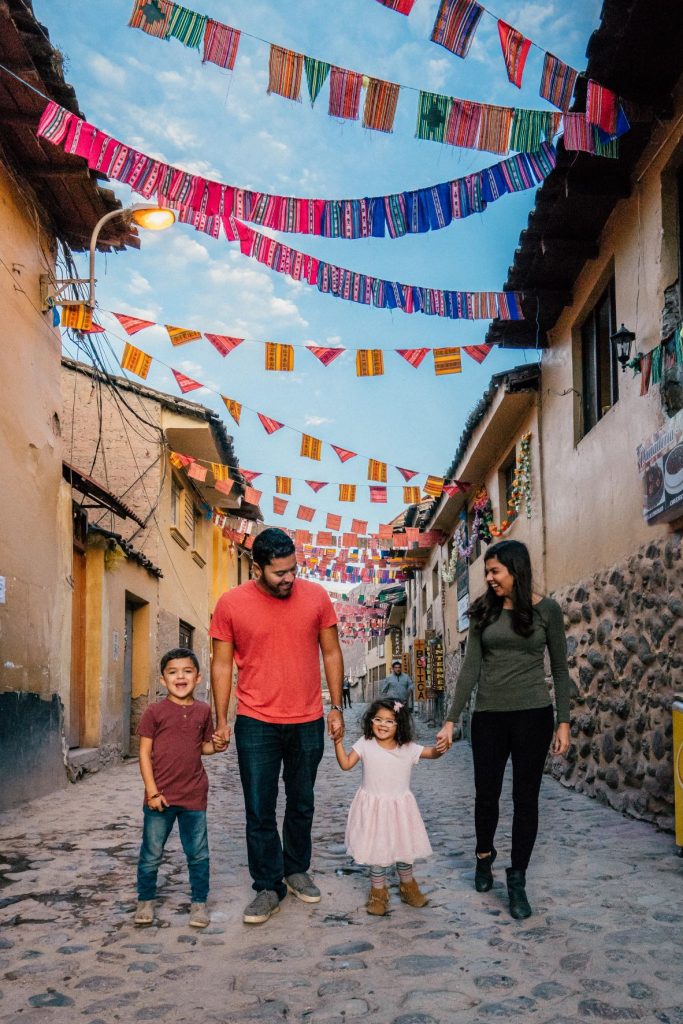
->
xmin=413 ymin=639 xmax=427 ymax=701
xmin=637 ymin=410 xmax=683 ymax=524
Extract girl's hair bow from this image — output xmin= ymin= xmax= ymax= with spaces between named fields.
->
xmin=393 ymin=701 xmax=404 ymax=712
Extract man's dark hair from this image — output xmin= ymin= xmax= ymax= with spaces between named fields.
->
xmin=160 ymin=647 xmax=200 ymax=673
xmin=252 ymin=527 xmax=296 ymax=569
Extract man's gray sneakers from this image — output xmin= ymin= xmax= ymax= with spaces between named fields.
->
xmin=134 ymin=900 xmax=155 ymax=926
xmin=243 ymin=889 xmax=281 ymax=924
xmin=286 ymin=872 xmax=321 ymax=903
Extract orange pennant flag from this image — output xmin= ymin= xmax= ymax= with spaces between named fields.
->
xmin=433 ymin=347 xmax=462 ymax=375
xmin=403 ymin=486 xmax=421 ymax=503
xmin=367 ymin=459 xmax=387 ymax=482
xmin=356 ymin=349 xmax=385 ymax=377
xmin=276 ymin=476 xmax=292 ymax=494
xmin=265 ymin=342 xmax=294 ymax=371
xmin=121 ymin=342 xmax=152 ymax=379
xmin=166 ymin=324 xmax=202 ymax=346
xmin=60 ymin=302 xmax=93 ymax=330
xmin=211 ymin=463 xmax=229 ymax=482
xmin=300 ymin=434 xmax=323 ymax=460
xmin=222 ymin=396 xmax=242 ymax=425
xmin=424 ymin=475 xmax=445 ymax=497
xmin=338 ymin=484 xmax=357 ymax=502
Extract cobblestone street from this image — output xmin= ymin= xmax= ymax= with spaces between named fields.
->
xmin=1 ymin=706 xmax=682 ymax=1024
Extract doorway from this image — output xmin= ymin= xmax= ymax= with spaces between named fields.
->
xmin=69 ymin=505 xmax=88 ymax=748
xmin=124 ymin=594 xmax=149 ymax=756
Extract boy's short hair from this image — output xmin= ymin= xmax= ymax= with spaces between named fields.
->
xmin=160 ymin=647 xmax=200 ymax=674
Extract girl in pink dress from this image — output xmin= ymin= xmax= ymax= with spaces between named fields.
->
xmin=334 ymin=698 xmax=446 ymax=915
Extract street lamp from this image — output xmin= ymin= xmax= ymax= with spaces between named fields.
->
xmin=41 ymin=203 xmax=176 ymax=312
xmin=610 ymin=323 xmax=637 ymax=372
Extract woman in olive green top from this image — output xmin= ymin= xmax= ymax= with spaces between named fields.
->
xmin=436 ymin=540 xmax=571 ymax=920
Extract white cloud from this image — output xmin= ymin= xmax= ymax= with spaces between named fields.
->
xmin=88 ymin=54 xmax=126 ymax=88
xmin=304 ymin=414 xmax=333 ymax=426
xmin=425 ymin=58 xmax=451 ymax=91
xmin=128 ymin=271 xmax=152 ymax=296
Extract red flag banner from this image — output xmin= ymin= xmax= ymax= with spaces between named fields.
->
xmin=240 ymin=469 xmax=261 ymax=483
xmin=370 ymin=486 xmax=388 ymax=503
xmin=463 ymin=344 xmax=492 ymax=363
xmin=257 ymin=412 xmax=285 ymax=434
xmin=297 ymin=505 xmax=316 ymax=522
xmin=398 ymin=467 xmax=418 ymax=481
xmin=497 ymin=20 xmax=532 ymax=88
xmin=121 ymin=342 xmax=152 ymax=379
xmin=343 ymin=533 xmax=359 ymax=547
xmin=171 ymin=368 xmax=202 ymax=394
xmin=113 ymin=311 xmax=154 ymax=335
xmin=306 ymin=345 xmax=345 ymax=366
xmin=306 ymin=480 xmax=328 ymax=493
xmin=273 ymin=496 xmax=288 ymax=514
xmin=431 ymin=0 xmax=484 ymax=58
xmin=332 ymin=444 xmax=357 ymax=463
xmin=396 ymin=348 xmax=429 ymax=368
xmin=317 ymin=531 xmax=334 ymax=546
xmin=215 ymin=478 xmax=235 ymax=496
xmin=205 ymin=333 xmax=244 ymax=357
xmin=243 ymin=486 xmax=262 ymax=505
xmin=374 ymin=0 xmax=416 ymax=13
xmin=326 ymin=513 xmax=342 ymax=530
xmin=351 ymin=518 xmax=368 ymax=534
xmin=187 ymin=462 xmax=207 ymax=482
xmin=221 ymin=395 xmax=242 ymax=425
xmin=379 ymin=523 xmax=393 ymax=538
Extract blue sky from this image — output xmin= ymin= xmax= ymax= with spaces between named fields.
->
xmin=43 ymin=0 xmax=602 ymax=535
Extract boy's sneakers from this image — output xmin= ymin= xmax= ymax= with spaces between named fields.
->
xmin=134 ymin=900 xmax=155 ymax=927
xmin=285 ymin=872 xmax=321 ymax=904
xmin=189 ymin=902 xmax=210 ymax=928
xmin=243 ymin=890 xmax=280 ymax=925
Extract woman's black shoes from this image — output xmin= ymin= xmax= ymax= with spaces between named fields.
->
xmin=474 ymin=850 xmax=496 ymax=893
xmin=506 ymin=868 xmax=532 ymax=919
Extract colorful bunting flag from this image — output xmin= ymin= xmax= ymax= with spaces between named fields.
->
xmin=113 ymin=311 xmax=154 ymax=335
xmin=239 ymin=469 xmax=261 ymax=483
xmin=539 ymin=52 xmax=578 ymax=112
xmin=370 ymin=486 xmax=388 ymax=503
xmin=297 ymin=505 xmax=315 ymax=522
xmin=509 ymin=109 xmax=560 ymax=153
xmin=306 ymin=480 xmax=328 ymax=493
xmin=273 ymin=496 xmax=288 ymax=515
xmin=379 ymin=523 xmax=394 ymax=538
xmin=398 ymin=467 xmax=418 ymax=481
xmin=268 ymin=45 xmax=304 ymax=102
xmin=275 ymin=476 xmax=292 ymax=494
xmin=586 ymin=80 xmax=619 ymax=135
xmin=306 ymin=345 xmax=345 ymax=366
xmin=202 ymin=19 xmax=240 ymax=69
xmin=243 ymin=486 xmax=262 ymax=505
xmin=445 ymin=98 xmax=482 ymax=148
xmin=332 ymin=444 xmax=357 ymax=463
xmin=60 ymin=303 xmax=93 ymax=330
xmin=265 ymin=341 xmax=294 ymax=371
xmin=343 ymin=532 xmax=359 ymax=547
xmin=211 ymin=462 xmax=229 ymax=481
xmin=326 ymin=513 xmax=342 ymax=530
xmin=362 ymin=78 xmax=400 ymax=133
xmin=415 ymin=90 xmax=451 ymax=143
xmin=368 ymin=459 xmax=388 ymax=482
xmin=463 ymin=344 xmax=492 ymax=363
xmin=424 ymin=475 xmax=445 ymax=498
xmin=329 ymin=67 xmax=363 ymax=121
xmin=171 ymin=368 xmax=202 ymax=393
xmin=300 ymin=434 xmax=323 ymax=460
xmin=317 ymin=531 xmax=334 ymax=546
xmin=403 ymin=486 xmax=421 ymax=503
xmin=257 ymin=412 xmax=285 ymax=434
xmin=433 ymin=347 xmax=462 ymax=375
xmin=304 ymin=56 xmax=331 ymax=106
xmin=205 ymin=333 xmax=243 ymax=356
xmin=187 ymin=461 xmax=207 ymax=482
xmin=431 ymin=0 xmax=484 ymax=58
xmin=170 ymin=451 xmax=192 ymax=469
xmin=562 ymin=113 xmax=595 ymax=154
xmin=339 ymin=484 xmax=357 ymax=502
xmin=497 ymin=21 xmax=531 ymax=88
xmin=221 ymin=395 xmax=242 ymax=425
xmin=476 ymin=104 xmax=513 ymax=154
xmin=167 ymin=4 xmax=207 ymax=48
xmin=351 ymin=519 xmax=368 ymax=535
xmin=214 ymin=478 xmax=235 ymax=496
xmin=404 ymin=527 xmax=420 ymax=544
xmin=166 ymin=324 xmax=201 ymax=346
xmin=128 ymin=0 xmax=173 ymax=38
xmin=374 ymin=0 xmax=416 ymax=12
xmin=396 ymin=348 xmax=429 ymax=368
xmin=121 ymin=341 xmax=152 ymax=379
xmin=356 ymin=350 xmax=385 ymax=377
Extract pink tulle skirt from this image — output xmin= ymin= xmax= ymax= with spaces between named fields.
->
xmin=345 ymin=789 xmax=433 ymax=867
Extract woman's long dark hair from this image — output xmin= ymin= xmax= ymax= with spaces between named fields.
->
xmin=468 ymin=539 xmax=535 ymax=637
xmin=361 ymin=699 xmax=414 ymax=746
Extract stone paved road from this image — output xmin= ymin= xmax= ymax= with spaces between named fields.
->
xmin=1 ymin=706 xmax=682 ymax=1024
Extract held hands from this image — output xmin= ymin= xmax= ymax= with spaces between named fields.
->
xmin=435 ymin=721 xmax=454 ymax=752
xmin=552 ymin=722 xmax=571 ymax=757
xmin=212 ymin=730 xmax=229 ymax=752
xmin=146 ymin=793 xmax=169 ymax=811
xmin=327 ymin=709 xmax=345 ymax=742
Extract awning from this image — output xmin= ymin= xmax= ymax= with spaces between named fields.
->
xmin=63 ymin=462 xmax=145 ymax=527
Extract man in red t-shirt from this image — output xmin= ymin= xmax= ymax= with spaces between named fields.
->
xmin=210 ymin=528 xmax=344 ymax=925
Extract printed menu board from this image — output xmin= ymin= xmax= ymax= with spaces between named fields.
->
xmin=637 ymin=410 xmax=683 ymax=524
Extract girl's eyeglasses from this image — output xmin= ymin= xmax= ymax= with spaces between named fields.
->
xmin=371 ymin=717 xmax=397 ymax=726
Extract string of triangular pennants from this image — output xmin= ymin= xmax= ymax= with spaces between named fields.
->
xmin=102 ymin=307 xmax=493 ymax=375
xmin=127 ymin=0 xmax=629 ymax=157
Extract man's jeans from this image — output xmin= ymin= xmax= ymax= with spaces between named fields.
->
xmin=234 ymin=715 xmax=325 ymax=900
xmin=137 ymin=806 xmax=209 ymax=902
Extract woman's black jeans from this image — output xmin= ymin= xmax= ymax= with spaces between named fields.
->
xmin=471 ymin=705 xmax=554 ymax=872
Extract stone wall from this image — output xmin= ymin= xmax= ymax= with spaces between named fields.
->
xmin=551 ymin=531 xmax=682 ymax=830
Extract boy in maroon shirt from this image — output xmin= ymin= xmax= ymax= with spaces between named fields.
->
xmin=134 ymin=648 xmax=226 ymax=928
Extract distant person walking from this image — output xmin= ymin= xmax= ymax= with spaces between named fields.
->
xmin=436 ymin=540 xmax=571 ymax=921
xmin=210 ymin=528 xmax=344 ymax=926
xmin=382 ymin=659 xmax=414 ymax=709
xmin=342 ymin=677 xmax=352 ymax=709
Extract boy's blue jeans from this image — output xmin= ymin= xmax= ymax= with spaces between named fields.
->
xmin=137 ymin=806 xmax=209 ymax=902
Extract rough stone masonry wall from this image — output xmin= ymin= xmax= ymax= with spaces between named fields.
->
xmin=551 ymin=531 xmax=682 ymax=831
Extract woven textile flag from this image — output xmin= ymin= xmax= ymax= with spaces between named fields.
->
xmin=363 ymin=78 xmax=400 ymax=133
xmin=356 ymin=350 xmax=385 ymax=376
xmin=211 ymin=463 xmax=229 ymax=482
xmin=221 ymin=396 xmax=242 ymax=425
xmin=539 ymin=53 xmax=578 ymax=112
xmin=295 ymin=529 xmax=312 ymax=545
xmin=243 ymin=486 xmax=262 ymax=505
xmin=368 ymin=459 xmax=388 ymax=482
xmin=379 ymin=523 xmax=394 ymax=538
xmin=265 ymin=342 xmax=294 ymax=371
xmin=112 ymin=312 xmax=154 ymax=335
xmin=121 ymin=342 xmax=152 ymax=379
xmin=586 ymin=80 xmax=619 ymax=134
xmin=403 ymin=485 xmax=420 ymax=503
xmin=509 ymin=109 xmax=560 ymax=152
xmin=351 ymin=519 xmax=368 ymax=535
xmin=240 ymin=469 xmax=261 ymax=483
xmin=424 ymin=475 xmax=445 ymax=497
xmin=445 ymin=98 xmax=482 ymax=148
xmin=431 ymin=0 xmax=484 ymax=58
xmin=205 ymin=333 xmax=243 ymax=357
xmin=463 ymin=344 xmax=492 ymax=363
xmin=329 ymin=67 xmax=363 ymax=121
xmin=300 ymin=434 xmax=323 ymax=460
xmin=339 ymin=484 xmax=357 ymax=502
xmin=170 ymin=451 xmax=192 ymax=470
xmin=416 ymin=91 xmax=452 ymax=143
xmin=562 ymin=113 xmax=595 ymax=153
xmin=304 ymin=57 xmax=331 ymax=106
xmin=172 ymin=368 xmax=202 ymax=393
xmin=273 ymin=496 xmax=288 ymax=515
xmin=257 ymin=412 xmax=285 ymax=434
xmin=306 ymin=480 xmax=328 ymax=493
xmin=396 ymin=348 xmax=429 ymax=368
xmin=297 ymin=505 xmax=316 ymax=522
xmin=128 ymin=0 xmax=173 ymax=38
xmin=60 ymin=303 xmax=92 ymax=330
xmin=202 ymin=19 xmax=240 ymax=69
xmin=166 ymin=324 xmax=201 ymax=346
xmin=404 ymin=527 xmax=420 ymax=544
xmin=370 ymin=486 xmax=388 ymax=503
xmin=375 ymin=0 xmax=416 ymax=11
xmin=433 ymin=347 xmax=462 ymax=374
xmin=268 ymin=45 xmax=304 ymax=102
xmin=306 ymin=344 xmax=344 ymax=365
xmin=214 ymin=478 xmax=235 ymax=496
xmin=476 ymin=105 xmax=513 ymax=154
xmin=327 ymin=512 xmax=342 ymax=530
xmin=187 ymin=461 xmax=207 ymax=482
xmin=332 ymin=444 xmax=357 ymax=462
xmin=397 ymin=467 xmax=418 ymax=481
xmin=317 ymin=531 xmax=335 ymax=546
xmin=167 ymin=4 xmax=207 ymax=48
xmin=497 ymin=21 xmax=531 ymax=88
xmin=343 ymin=533 xmax=359 ymax=547
xmin=275 ymin=476 xmax=292 ymax=494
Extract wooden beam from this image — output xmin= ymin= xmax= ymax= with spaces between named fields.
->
xmin=541 ymin=236 xmax=600 ymax=260
xmin=565 ymin=171 xmax=631 ymax=200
